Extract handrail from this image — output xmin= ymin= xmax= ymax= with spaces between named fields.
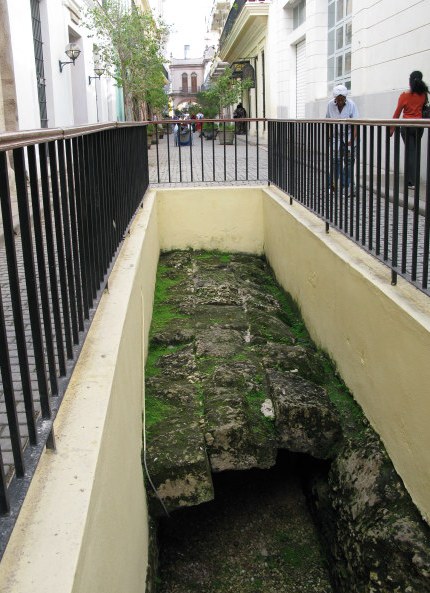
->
xmin=1 ymin=116 xmax=429 ymax=151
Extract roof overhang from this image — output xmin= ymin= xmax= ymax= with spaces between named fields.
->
xmin=219 ymin=2 xmax=269 ymax=62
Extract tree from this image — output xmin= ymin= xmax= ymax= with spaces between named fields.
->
xmin=85 ymin=0 xmax=168 ymax=121
xmin=199 ymin=67 xmax=253 ymax=118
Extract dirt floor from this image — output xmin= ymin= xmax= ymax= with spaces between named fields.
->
xmin=157 ymin=452 xmax=334 ymax=593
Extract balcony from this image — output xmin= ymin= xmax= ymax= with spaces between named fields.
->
xmin=170 ymin=86 xmax=202 ymax=96
xmin=219 ymin=0 xmax=270 ymax=58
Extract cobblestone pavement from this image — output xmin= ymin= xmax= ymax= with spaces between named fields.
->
xmin=147 ymin=132 xmax=268 ymax=186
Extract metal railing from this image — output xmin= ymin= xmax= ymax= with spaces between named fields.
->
xmin=148 ymin=118 xmax=267 ymax=184
xmin=268 ymin=118 xmax=430 ymax=294
xmin=0 ymin=123 xmax=148 ymax=556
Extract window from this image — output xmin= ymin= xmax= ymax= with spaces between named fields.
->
xmin=30 ymin=0 xmax=48 ymax=127
xmin=327 ymin=0 xmax=352 ymax=92
xmin=191 ymin=72 xmax=197 ymax=93
xmin=182 ymin=73 xmax=188 ymax=92
xmin=293 ymin=0 xmax=306 ymax=29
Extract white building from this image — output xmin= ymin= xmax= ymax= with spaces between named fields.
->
xmin=214 ymin=0 xmax=430 ymax=121
xmin=0 ymin=0 xmax=157 ymax=132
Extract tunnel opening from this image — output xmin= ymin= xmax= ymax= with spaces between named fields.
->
xmin=155 ymin=450 xmax=334 ymax=593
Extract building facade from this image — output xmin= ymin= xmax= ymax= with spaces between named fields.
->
xmin=0 ymin=0 xmax=161 ymax=131
xmin=169 ymin=55 xmax=209 ymax=111
xmin=211 ymin=0 xmax=430 ymax=121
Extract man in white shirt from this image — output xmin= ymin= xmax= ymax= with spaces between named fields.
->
xmin=326 ymin=84 xmax=359 ymax=193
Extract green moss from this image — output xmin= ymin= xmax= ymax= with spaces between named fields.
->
xmin=150 ymin=304 xmax=186 ymax=334
xmin=150 ymin=265 xmax=188 ymax=334
xmin=145 ymin=394 xmax=175 ymax=429
xmin=145 ymin=344 xmax=188 ymax=378
xmin=194 ymin=250 xmax=231 ymax=264
xmin=264 ymin=278 xmax=311 ymax=344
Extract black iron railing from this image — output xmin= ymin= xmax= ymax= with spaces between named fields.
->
xmin=268 ymin=119 xmax=430 ymax=295
xmin=148 ymin=118 xmax=267 ymax=184
xmin=0 ymin=123 xmax=148 ymax=555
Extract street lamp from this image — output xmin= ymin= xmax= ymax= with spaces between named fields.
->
xmin=59 ymin=43 xmax=81 ymax=73
xmin=88 ymin=66 xmax=105 ymax=85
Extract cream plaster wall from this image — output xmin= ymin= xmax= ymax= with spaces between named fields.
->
xmin=1 ymin=185 xmax=429 ymax=593
xmin=156 ymin=186 xmax=265 ymax=254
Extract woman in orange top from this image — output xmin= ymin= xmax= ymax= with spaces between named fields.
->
xmin=391 ymin=70 xmax=429 ymax=189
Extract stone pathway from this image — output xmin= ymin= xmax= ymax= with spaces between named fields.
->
xmin=147 ymin=131 xmax=268 ymax=186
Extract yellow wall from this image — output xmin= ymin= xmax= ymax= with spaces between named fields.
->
xmin=156 ymin=186 xmax=265 ymax=254
xmin=1 ymin=184 xmax=429 ymax=593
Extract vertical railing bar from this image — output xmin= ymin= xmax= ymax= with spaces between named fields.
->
xmin=343 ymin=124 xmax=349 ymax=230
xmin=38 ymin=143 xmax=66 ymax=376
xmin=392 ymin=127 xmax=400 ymax=285
xmin=189 ymin=123 xmax=193 ymax=183
xmin=355 ymin=125 xmax=361 ymax=240
xmin=155 ymin=125 xmax=160 ymax=184
xmin=411 ymin=129 xmax=421 ymax=281
xmin=84 ymin=134 xmax=98 ymax=299
xmin=245 ymin=122 xmax=249 ymax=181
xmin=178 ymin=129 xmax=183 ymax=183
xmin=325 ymin=122 xmax=330 ymax=228
xmin=201 ymin=129 xmax=204 ymax=182
xmin=401 ymin=130 xmax=410 ymax=274
xmin=166 ymin=124 xmax=172 ymax=184
xmin=361 ymin=125 xmax=367 ymax=246
xmin=212 ymin=123 xmax=215 ymax=181
xmin=384 ymin=127 xmax=391 ymax=261
xmin=256 ymin=120 xmax=260 ymax=180
xmin=27 ymin=145 xmax=58 ymax=396
xmin=234 ymin=121 xmax=238 ymax=181
xmin=369 ymin=126 xmax=374 ymax=251
xmin=72 ymin=136 xmax=90 ymax=321
xmin=48 ymin=141 xmax=73 ymax=360
xmin=95 ymin=132 xmax=107 ymax=279
xmin=57 ymin=140 xmax=79 ymax=346
xmin=376 ymin=126 xmax=382 ymax=255
xmin=66 ymin=139 xmax=84 ymax=331
xmin=78 ymin=135 xmax=95 ymax=307
xmin=422 ymin=128 xmax=430 ymax=289
xmin=223 ymin=121 xmax=227 ymax=181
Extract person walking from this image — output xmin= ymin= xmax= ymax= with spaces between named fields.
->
xmin=390 ymin=70 xmax=429 ymax=190
xmin=326 ymin=84 xmax=359 ymax=193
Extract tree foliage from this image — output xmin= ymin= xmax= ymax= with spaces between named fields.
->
xmin=85 ymin=0 xmax=168 ymax=120
xmin=198 ymin=67 xmax=253 ymax=117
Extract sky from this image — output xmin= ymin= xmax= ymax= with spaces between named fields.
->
xmin=162 ymin=0 xmax=215 ymax=59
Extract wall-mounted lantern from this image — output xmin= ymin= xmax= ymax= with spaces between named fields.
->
xmin=59 ymin=43 xmax=81 ymax=73
xmin=88 ymin=66 xmax=105 ymax=85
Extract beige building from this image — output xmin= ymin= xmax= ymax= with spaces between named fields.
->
xmin=169 ymin=55 xmax=209 ymax=111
